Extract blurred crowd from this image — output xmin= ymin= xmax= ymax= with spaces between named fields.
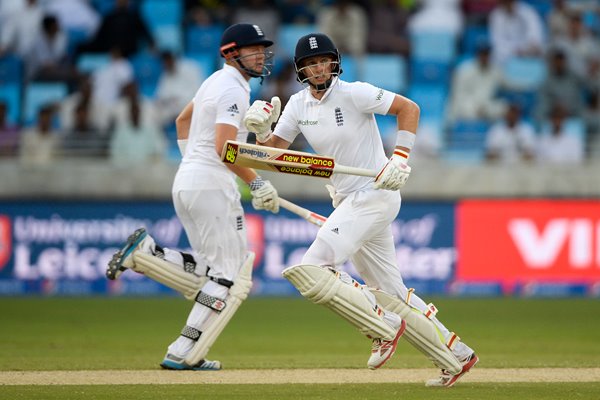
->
xmin=0 ymin=0 xmax=598 ymax=167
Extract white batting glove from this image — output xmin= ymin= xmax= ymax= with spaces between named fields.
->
xmin=250 ymin=176 xmax=280 ymax=213
xmin=374 ymin=154 xmax=411 ymax=191
xmin=243 ymin=96 xmax=281 ymax=143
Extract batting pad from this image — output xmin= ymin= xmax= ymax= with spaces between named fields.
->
xmin=283 ymin=264 xmax=397 ymax=341
xmin=133 ymin=252 xmax=208 ymax=300
xmin=185 ymin=252 xmax=255 ymax=366
xmin=370 ymin=289 xmax=462 ymax=375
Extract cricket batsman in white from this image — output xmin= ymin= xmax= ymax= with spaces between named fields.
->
xmin=243 ymin=33 xmax=478 ymax=387
xmin=106 ymin=23 xmax=280 ymax=370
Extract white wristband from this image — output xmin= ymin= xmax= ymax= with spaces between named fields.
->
xmin=177 ymin=139 xmax=188 ymax=156
xmin=395 ymin=130 xmax=416 ymax=149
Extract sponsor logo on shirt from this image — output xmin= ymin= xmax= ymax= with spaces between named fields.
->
xmin=227 ymin=104 xmax=239 ymax=116
xmin=375 ymin=89 xmax=384 ymax=101
xmin=298 ymin=119 xmax=318 ymax=126
xmin=334 ymin=107 xmax=344 ymax=126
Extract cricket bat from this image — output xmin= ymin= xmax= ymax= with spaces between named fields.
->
xmin=221 ymin=140 xmax=377 ymax=179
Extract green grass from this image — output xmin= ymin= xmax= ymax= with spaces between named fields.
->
xmin=1 ymin=297 xmax=599 ymax=399
xmin=2 ymin=383 xmax=600 ymax=400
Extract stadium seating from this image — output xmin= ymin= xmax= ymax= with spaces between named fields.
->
xmin=444 ymin=119 xmax=492 ymax=163
xmin=363 ymin=55 xmax=407 ymax=93
xmin=461 ymin=25 xmax=490 ymax=56
xmin=408 ymin=84 xmax=447 ymax=121
xmin=76 ymin=53 xmax=110 ymax=74
xmin=0 ymin=56 xmax=22 ymax=124
xmin=410 ymin=31 xmax=457 ymax=63
xmin=186 ymin=25 xmax=223 ymax=56
xmin=277 ymin=24 xmax=317 ymax=57
xmin=153 ymin=25 xmax=183 ymax=53
xmin=131 ymin=53 xmax=162 ymax=98
xmin=24 ymin=83 xmax=68 ymax=124
xmin=140 ymin=0 xmax=182 ymax=27
xmin=502 ymin=57 xmax=547 ymax=90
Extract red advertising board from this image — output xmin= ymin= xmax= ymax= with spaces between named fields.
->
xmin=457 ymin=200 xmax=600 ymax=291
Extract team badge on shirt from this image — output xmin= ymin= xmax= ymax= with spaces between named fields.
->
xmin=334 ymin=107 xmax=344 ymax=126
xmin=227 ymin=104 xmax=239 ymax=116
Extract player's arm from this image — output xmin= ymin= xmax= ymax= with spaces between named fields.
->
xmin=386 ymin=94 xmax=420 ymax=161
xmin=175 ymin=101 xmax=193 ymax=155
xmin=375 ymin=93 xmax=419 ymax=191
xmin=215 ymin=123 xmax=279 ymax=213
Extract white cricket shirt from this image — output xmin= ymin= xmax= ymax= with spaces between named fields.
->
xmin=273 ymin=78 xmax=395 ymax=195
xmin=180 ymin=64 xmax=250 ymax=175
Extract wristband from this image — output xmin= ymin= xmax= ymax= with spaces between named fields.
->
xmin=177 ymin=139 xmax=188 ymax=156
xmin=394 ymin=130 xmax=416 ymax=160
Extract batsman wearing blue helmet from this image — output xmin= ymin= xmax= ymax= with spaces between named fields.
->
xmin=244 ymin=33 xmax=479 ymax=387
xmin=107 ymin=24 xmax=280 ymax=371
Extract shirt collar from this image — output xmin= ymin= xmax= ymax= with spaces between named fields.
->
xmin=223 ymin=63 xmax=250 ymax=92
xmin=304 ymin=77 xmax=339 ymax=104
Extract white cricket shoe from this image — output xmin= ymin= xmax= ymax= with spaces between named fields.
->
xmin=367 ymin=318 xmax=407 ymax=370
xmin=106 ymin=228 xmax=148 ymax=280
xmin=425 ymin=353 xmax=479 ymax=387
xmin=160 ymin=353 xmax=221 ymax=371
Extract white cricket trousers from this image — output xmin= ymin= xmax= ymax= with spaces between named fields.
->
xmin=172 ymin=168 xmax=247 ymax=281
xmin=301 ymin=188 xmax=473 ymax=359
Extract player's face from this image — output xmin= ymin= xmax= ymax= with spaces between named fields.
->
xmin=300 ymin=55 xmax=335 ymax=86
xmin=238 ymin=45 xmax=271 ymax=74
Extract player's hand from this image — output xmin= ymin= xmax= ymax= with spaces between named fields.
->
xmin=250 ymin=177 xmax=280 ymax=213
xmin=244 ymin=96 xmax=281 ymax=143
xmin=374 ymin=154 xmax=411 ymax=191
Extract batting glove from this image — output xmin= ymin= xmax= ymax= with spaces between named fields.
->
xmin=374 ymin=153 xmax=411 ymax=191
xmin=243 ymin=96 xmax=281 ymax=143
xmin=250 ymin=176 xmax=280 ymax=213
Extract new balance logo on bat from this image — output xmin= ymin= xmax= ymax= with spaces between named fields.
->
xmin=227 ymin=104 xmax=239 ymax=115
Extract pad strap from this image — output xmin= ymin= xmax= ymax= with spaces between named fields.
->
xmin=446 ymin=332 xmax=460 ymax=350
xmin=195 ymin=291 xmax=227 ymax=312
xmin=181 ymin=325 xmax=202 ymax=341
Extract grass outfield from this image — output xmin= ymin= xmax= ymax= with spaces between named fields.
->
xmin=1 ymin=297 xmax=599 ymax=399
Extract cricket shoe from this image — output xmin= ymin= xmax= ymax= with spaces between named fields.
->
xmin=106 ymin=228 xmax=148 ymax=280
xmin=160 ymin=353 xmax=221 ymax=371
xmin=367 ymin=318 xmax=407 ymax=370
xmin=425 ymin=353 xmax=479 ymax=388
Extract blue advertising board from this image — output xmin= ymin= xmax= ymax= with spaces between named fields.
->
xmin=0 ymin=200 xmax=457 ymax=296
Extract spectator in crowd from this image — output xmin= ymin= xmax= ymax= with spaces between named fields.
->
xmin=461 ymin=0 xmax=497 ymax=25
xmin=0 ymin=0 xmax=43 ymax=58
xmin=582 ymin=91 xmax=600 ymax=156
xmin=585 ymin=56 xmax=600 ymax=96
xmin=61 ymin=101 xmax=108 ymax=158
xmin=489 ymin=0 xmax=545 ymax=65
xmin=109 ymin=82 xmax=166 ymax=166
xmin=537 ymin=104 xmax=584 ymax=164
xmin=91 ymin=46 xmax=134 ymax=107
xmin=317 ymin=0 xmax=368 ymax=60
xmin=44 ymin=0 xmax=101 ymax=39
xmin=367 ymin=0 xmax=410 ymax=57
xmin=485 ymin=103 xmax=537 ymax=163
xmin=155 ymin=51 xmax=203 ymax=126
xmin=552 ymin=12 xmax=600 ymax=79
xmin=278 ymin=0 xmax=316 ymax=24
xmin=409 ymin=0 xmax=464 ymax=40
xmin=27 ymin=15 xmax=74 ymax=82
xmin=232 ymin=0 xmax=280 ymax=42
xmin=547 ymin=0 xmax=572 ymax=39
xmin=60 ymin=75 xmax=112 ymax=133
xmin=0 ymin=102 xmax=20 ymax=157
xmin=184 ymin=0 xmax=229 ymax=26
xmin=76 ymin=0 xmax=154 ymax=58
xmin=20 ymin=105 xmax=61 ymax=165
xmin=447 ymin=42 xmax=507 ymax=123
xmin=536 ymin=49 xmax=584 ymax=122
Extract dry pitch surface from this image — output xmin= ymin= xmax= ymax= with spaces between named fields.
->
xmin=1 ymin=368 xmax=599 ymax=385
